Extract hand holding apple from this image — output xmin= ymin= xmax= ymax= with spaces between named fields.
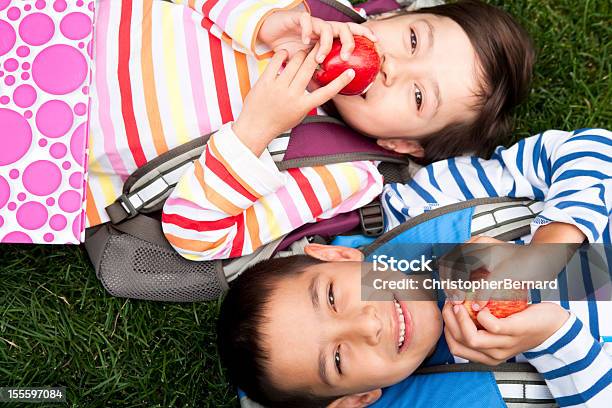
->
xmin=313 ymin=36 xmax=381 ymax=95
xmin=442 ymin=300 xmax=569 ymax=366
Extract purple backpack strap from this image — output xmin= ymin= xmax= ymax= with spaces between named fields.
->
xmin=274 ymin=116 xmax=409 ymax=252
xmin=278 ymin=116 xmax=408 ymax=170
xmin=306 ymin=0 xmax=400 ymax=22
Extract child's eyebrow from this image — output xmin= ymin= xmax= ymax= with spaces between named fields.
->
xmin=309 ymin=273 xmax=333 ymax=386
xmin=309 ymin=273 xmax=321 ymax=311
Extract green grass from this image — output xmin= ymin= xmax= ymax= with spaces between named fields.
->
xmin=1 ymin=0 xmax=610 ymax=406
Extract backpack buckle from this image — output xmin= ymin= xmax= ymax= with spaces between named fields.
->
xmin=359 ymin=201 xmax=384 ymax=237
xmin=106 ymin=194 xmax=140 ymax=224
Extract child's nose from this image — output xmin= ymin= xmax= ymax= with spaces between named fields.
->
xmin=344 ymin=305 xmax=382 ymax=345
xmin=382 ymin=53 xmax=426 ymax=86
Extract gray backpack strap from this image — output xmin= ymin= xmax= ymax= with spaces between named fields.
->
xmin=363 ymin=197 xmax=541 ymax=256
xmin=415 ymin=363 xmax=557 ymax=406
xmin=105 ymin=116 xmax=411 ymax=225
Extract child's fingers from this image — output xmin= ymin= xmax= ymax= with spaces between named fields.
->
xmin=452 ymin=305 xmax=516 ymax=350
xmin=442 ymin=301 xmax=466 ymax=343
xmin=299 ymin=12 xmax=313 ymax=45
xmin=290 ymin=45 xmax=323 ymax=90
xmin=261 ymin=50 xmax=288 ymax=82
xmin=444 ymin=327 xmax=503 ymax=366
xmin=347 ymin=22 xmax=378 ymax=42
xmin=278 ymin=50 xmax=308 ymax=85
xmin=313 ymin=20 xmax=333 ymax=63
xmin=334 ymin=23 xmax=355 ymax=61
xmin=307 ymin=68 xmax=354 ymax=106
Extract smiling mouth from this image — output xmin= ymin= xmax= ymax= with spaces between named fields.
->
xmin=393 ymin=299 xmax=406 ymax=350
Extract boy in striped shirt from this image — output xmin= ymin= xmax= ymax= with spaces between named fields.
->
xmin=86 ymin=0 xmax=535 ymax=256
xmin=216 ymin=128 xmax=611 ymax=407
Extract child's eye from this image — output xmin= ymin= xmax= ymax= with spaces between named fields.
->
xmin=410 ymin=29 xmax=418 ymax=53
xmin=415 ymin=85 xmax=423 ymax=110
xmin=334 ymin=347 xmax=343 ymax=374
xmin=328 ymin=283 xmax=336 ymax=311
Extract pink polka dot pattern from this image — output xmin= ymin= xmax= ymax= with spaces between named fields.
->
xmin=33 ymin=44 xmax=87 ymax=95
xmin=36 ymin=100 xmax=73 ymax=138
xmin=23 ymin=160 xmax=62 ymax=196
xmin=19 ymin=13 xmax=55 ymax=46
xmin=0 ymin=0 xmax=93 ymax=244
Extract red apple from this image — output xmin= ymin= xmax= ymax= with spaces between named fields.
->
xmin=313 ymin=36 xmax=380 ymax=96
xmin=464 ymin=288 xmax=529 ymax=329
xmin=461 ymin=267 xmax=529 ymax=329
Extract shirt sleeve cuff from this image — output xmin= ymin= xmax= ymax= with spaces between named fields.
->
xmin=210 ymin=123 xmax=287 ymax=196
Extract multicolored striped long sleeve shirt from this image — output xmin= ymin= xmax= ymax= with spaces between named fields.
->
xmin=88 ymin=0 xmax=378 ymax=227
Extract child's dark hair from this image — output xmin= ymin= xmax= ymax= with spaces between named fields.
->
xmin=217 ymin=255 xmax=340 ymax=408
xmin=412 ymin=0 xmax=535 ymax=162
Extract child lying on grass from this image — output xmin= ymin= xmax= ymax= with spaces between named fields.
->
xmin=217 ymin=128 xmax=612 ymax=407
xmin=84 ymin=0 xmax=534 ymax=256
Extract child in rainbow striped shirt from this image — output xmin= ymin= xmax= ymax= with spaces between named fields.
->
xmin=84 ymin=0 xmax=534 ymax=260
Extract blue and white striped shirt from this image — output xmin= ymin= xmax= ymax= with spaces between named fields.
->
xmin=383 ymin=128 xmax=612 ymax=407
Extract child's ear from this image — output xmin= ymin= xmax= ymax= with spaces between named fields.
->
xmin=377 ymin=138 xmax=425 ymax=157
xmin=327 ymin=389 xmax=382 ymax=408
xmin=304 ymin=244 xmax=364 ymax=262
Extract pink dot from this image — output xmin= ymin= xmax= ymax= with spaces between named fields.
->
xmin=4 ymin=58 xmax=18 ymax=72
xmin=24 ymin=110 xmax=32 ymax=119
xmin=60 ymin=12 xmax=92 ymax=40
xmin=4 ymin=74 xmax=15 ymax=85
xmin=78 ymin=42 xmax=84 ymax=49
xmin=0 ymin=96 xmax=9 ymax=104
xmin=19 ymin=13 xmax=55 ymax=46
xmin=2 ymin=232 xmax=33 ymax=244
xmin=32 ymin=45 xmax=87 ymax=95
xmin=35 ymin=0 xmax=46 ymax=9
xmin=81 ymin=86 xmax=89 ymax=95
xmin=17 ymin=192 xmax=26 ymax=201
xmin=9 ymin=169 xmax=19 ymax=179
xmin=38 ymin=139 xmax=47 ymax=147
xmin=13 ymin=84 xmax=37 ymax=108
xmin=62 ymin=161 xmax=71 ymax=170
xmin=46 ymin=197 xmax=55 ymax=206
xmin=8 ymin=202 xmax=16 ymax=211
xmin=0 ymin=176 xmax=9 ymax=208
xmin=49 ymin=214 xmax=67 ymax=230
xmin=0 ymin=70 xmax=3 ymax=77
xmin=88 ymin=2 xmax=94 ymax=12
xmin=50 ymin=142 xmax=67 ymax=159
xmin=21 ymin=72 xmax=30 ymax=80
xmin=25 ymin=5 xmax=32 ymax=12
xmin=72 ymin=211 xmax=84 ymax=241
xmin=17 ymin=46 xmax=30 ymax=57
xmin=70 ymin=123 xmax=86 ymax=165
xmin=53 ymin=0 xmax=67 ymax=13
xmin=36 ymin=100 xmax=73 ymax=138
xmin=0 ymin=108 xmax=32 ymax=165
xmin=17 ymin=201 xmax=48 ymax=230
xmin=7 ymin=7 xmax=20 ymax=21
xmin=23 ymin=160 xmax=62 ymax=196
xmin=59 ymin=190 xmax=80 ymax=213
xmin=44 ymin=233 xmax=54 ymax=242
xmin=22 ymin=62 xmax=31 ymax=69
xmin=69 ymin=172 xmax=82 ymax=189
xmin=74 ymin=102 xmax=86 ymax=116
xmin=76 ymin=0 xmax=83 ymax=6
xmin=0 ymin=0 xmax=9 ymax=11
